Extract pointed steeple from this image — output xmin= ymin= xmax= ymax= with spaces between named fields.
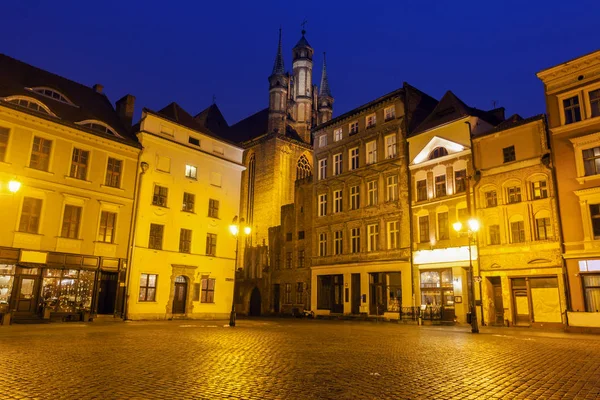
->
xmin=319 ymin=52 xmax=332 ymax=97
xmin=271 ymin=28 xmax=285 ymax=75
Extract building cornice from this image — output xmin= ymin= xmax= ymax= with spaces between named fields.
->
xmin=537 ymin=50 xmax=600 ymax=83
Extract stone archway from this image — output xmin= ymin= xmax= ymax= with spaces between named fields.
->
xmin=249 ymin=287 xmax=261 ymax=316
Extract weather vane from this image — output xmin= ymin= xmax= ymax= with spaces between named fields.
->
xmin=301 ymin=19 xmax=308 ymax=34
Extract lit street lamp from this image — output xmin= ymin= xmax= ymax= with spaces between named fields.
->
xmin=453 ymin=218 xmax=480 ymax=334
xmin=229 ymin=216 xmax=251 ymax=327
xmin=8 ymin=180 xmax=21 ymax=193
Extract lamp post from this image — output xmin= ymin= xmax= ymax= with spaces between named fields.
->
xmin=453 ymin=218 xmax=480 ymax=334
xmin=229 ymin=216 xmax=251 ymax=327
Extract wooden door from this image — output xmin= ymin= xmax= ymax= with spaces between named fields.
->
xmin=493 ymin=284 xmax=504 ymax=325
xmin=351 ymin=274 xmax=361 ymax=314
xmin=172 ymin=276 xmax=187 ymax=314
xmin=16 ymin=276 xmax=38 ymax=313
xmin=98 ymin=272 xmax=118 ymax=315
xmin=273 ymin=284 xmax=280 ymax=313
xmin=331 ymin=275 xmax=344 ymax=313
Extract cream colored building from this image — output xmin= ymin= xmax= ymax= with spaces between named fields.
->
xmin=537 ymin=50 xmax=600 ymax=330
xmin=310 ymin=84 xmax=437 ymax=319
xmin=0 ymin=54 xmax=140 ymax=323
xmin=408 ymin=91 xmax=503 ymax=324
xmin=473 ymin=115 xmax=566 ymax=328
xmin=126 ymin=103 xmax=244 ymax=320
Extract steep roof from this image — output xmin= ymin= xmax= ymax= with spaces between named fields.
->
xmin=0 ymin=53 xmax=138 ymax=146
xmin=294 ymin=32 xmax=312 ymax=49
xmin=194 ymin=103 xmax=229 ymax=137
xmin=271 ymin=28 xmax=285 ymax=76
xmin=318 ymin=53 xmax=332 ymax=98
xmin=227 ymin=108 xmax=270 ymax=143
xmin=411 ymin=90 xmax=504 ymax=136
xmin=474 ymin=114 xmax=546 ymax=138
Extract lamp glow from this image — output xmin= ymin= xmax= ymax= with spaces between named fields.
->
xmin=244 ymin=226 xmax=251 ymax=235
xmin=453 ymin=221 xmax=462 ymax=232
xmin=229 ymin=224 xmax=239 ymax=236
xmin=468 ymin=218 xmax=480 ymax=233
xmin=8 ymin=180 xmax=21 ymax=193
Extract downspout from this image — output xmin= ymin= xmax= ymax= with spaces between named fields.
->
xmin=403 ymin=86 xmax=416 ymax=321
xmin=465 ymin=120 xmax=485 ymax=326
xmin=123 ymin=139 xmax=148 ymax=320
xmin=541 ymin=115 xmax=570 ymax=326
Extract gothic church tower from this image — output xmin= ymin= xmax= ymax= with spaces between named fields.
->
xmin=268 ymin=29 xmax=288 ymax=134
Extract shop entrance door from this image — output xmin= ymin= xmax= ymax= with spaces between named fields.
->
xmin=273 ymin=284 xmax=280 ymax=313
xmin=15 ymin=276 xmax=39 ymax=313
xmin=172 ymin=276 xmax=187 ymax=314
xmin=512 ymin=278 xmax=531 ymax=325
xmin=488 ymin=277 xmax=504 ymax=325
xmin=97 ymin=272 xmax=118 ymax=315
xmin=351 ymin=274 xmax=361 ymax=314
xmin=331 ymin=275 xmax=344 ymax=313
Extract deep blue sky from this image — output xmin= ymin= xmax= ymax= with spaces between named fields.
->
xmin=3 ymin=1 xmax=599 ymax=126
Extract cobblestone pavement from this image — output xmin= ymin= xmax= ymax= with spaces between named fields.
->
xmin=1 ymin=319 xmax=600 ymax=400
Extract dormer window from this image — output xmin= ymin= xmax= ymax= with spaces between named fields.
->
xmin=4 ymin=96 xmax=55 ymax=116
xmin=29 ymin=87 xmax=74 ymax=105
xmin=76 ymin=120 xmax=122 ymax=138
xmin=428 ymin=147 xmax=448 ymax=160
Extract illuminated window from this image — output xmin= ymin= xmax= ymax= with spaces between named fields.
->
xmin=387 ymin=175 xmax=398 ymax=201
xmin=319 ymin=233 xmax=327 ymax=256
xmin=148 ymin=224 xmax=164 ymax=250
xmin=185 ymin=164 xmax=197 ymax=179
xmin=29 ymin=136 xmax=52 ymax=171
xmin=318 ymin=135 xmax=327 ymax=148
xmin=105 ymin=158 xmax=122 ymax=188
xmin=334 ymin=231 xmax=343 ymax=255
xmin=296 ymin=155 xmax=312 ymax=180
xmin=563 ymin=95 xmax=581 ymax=125
xmin=503 ymin=146 xmax=516 ymax=163
xmin=384 ymin=106 xmax=395 ymax=121
xmin=437 ymin=212 xmax=449 ymax=240
xmin=416 ymin=180 xmax=427 ymax=202
xmin=182 ymin=192 xmax=195 ymax=212
xmin=333 ymin=190 xmax=343 ymax=213
xmin=419 ymin=215 xmax=429 ymax=243
xmin=152 ymin=185 xmax=168 ymax=207
xmin=582 ymin=275 xmax=600 ymax=312
xmin=366 ymin=141 xmax=377 ymax=164
xmin=428 ymin=147 xmax=448 ymax=160
xmin=368 ymin=180 xmax=378 ymax=206
xmin=70 ymin=148 xmax=89 ymax=180
xmin=333 ymin=153 xmax=343 ymax=175
xmin=385 ymin=135 xmax=397 ymax=159
xmin=435 ymin=175 xmax=446 ymax=198
xmin=351 ymin=228 xmax=360 ymax=253
xmin=334 ymin=128 xmax=343 ymax=142
xmin=206 ymin=233 xmax=217 ymax=256
xmin=590 ymin=89 xmax=600 ymax=118
xmin=583 ymin=147 xmax=600 ymax=176
xmin=318 ymin=158 xmax=327 ymax=180
xmin=350 ymin=147 xmax=359 ymax=170
xmin=98 ymin=211 xmax=116 ymax=243
xmin=366 ymin=113 xmax=376 ymax=128
xmin=318 ymin=194 xmax=327 ymax=216
xmin=349 ymin=121 xmax=359 ymax=134
xmin=387 ymin=221 xmax=399 ymax=249
xmin=350 ymin=186 xmax=360 ymax=210
xmin=179 ymin=229 xmax=192 ymax=253
xmin=61 ymin=205 xmax=82 ymax=239
xmin=531 ymin=180 xmax=548 ymax=200
xmin=367 ymin=224 xmax=379 ymax=252
xmin=454 ymin=170 xmax=466 ymax=193
xmin=139 ymin=273 xmax=157 ymax=302
xmin=19 ymin=197 xmax=42 ymax=233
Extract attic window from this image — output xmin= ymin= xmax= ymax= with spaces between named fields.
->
xmin=428 ymin=147 xmax=448 ymax=160
xmin=29 ymin=87 xmax=74 ymax=105
xmin=76 ymin=120 xmax=122 ymax=138
xmin=4 ymin=96 xmax=56 ymax=116
xmin=188 ymin=136 xmax=200 ymax=146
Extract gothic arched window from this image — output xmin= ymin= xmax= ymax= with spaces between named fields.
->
xmin=296 ymin=155 xmax=312 ymax=180
xmin=428 ymin=147 xmax=448 ymax=160
xmin=246 ymin=154 xmax=256 ymax=225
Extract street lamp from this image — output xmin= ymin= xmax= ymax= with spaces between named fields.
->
xmin=229 ymin=216 xmax=251 ymax=327
xmin=453 ymin=218 xmax=480 ymax=334
xmin=8 ymin=180 xmax=21 ymax=193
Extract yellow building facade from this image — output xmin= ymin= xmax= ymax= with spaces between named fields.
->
xmin=0 ymin=54 xmax=140 ymax=323
xmin=126 ymin=104 xmax=244 ymax=320
xmin=473 ymin=115 xmax=566 ymax=328
xmin=537 ymin=50 xmax=600 ymax=330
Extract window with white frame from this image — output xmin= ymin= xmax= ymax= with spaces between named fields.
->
xmin=367 ymin=180 xmax=378 ymax=206
xmin=70 ymin=148 xmax=89 ymax=180
xmin=139 ymin=273 xmax=157 ymax=302
xmin=334 ymin=128 xmax=343 ymax=142
xmin=351 ymin=228 xmax=360 ymax=253
xmin=350 ymin=147 xmax=359 ymax=170
xmin=333 ymin=153 xmax=343 ymax=175
xmin=349 ymin=121 xmax=359 ymax=134
xmin=30 ymin=136 xmax=52 ymax=171
xmin=535 ymin=216 xmax=551 ymax=240
xmin=318 ymin=194 xmax=327 ymax=216
xmin=318 ymin=135 xmax=327 ymax=148
xmin=318 ymin=158 xmax=327 ymax=180
xmin=387 ymin=221 xmax=399 ymax=249
xmin=418 ymin=215 xmax=429 ymax=243
xmin=563 ymin=95 xmax=582 ymax=125
xmin=185 ymin=164 xmax=197 ymax=179
xmin=367 ymin=224 xmax=379 ymax=252
xmin=385 ymin=134 xmax=397 ymax=159
xmin=507 ymin=186 xmax=522 ymax=204
xmin=386 ymin=175 xmax=398 ymax=201
xmin=366 ymin=113 xmax=376 ymax=128
xmin=98 ymin=211 xmax=116 ymax=243
xmin=531 ymin=180 xmax=548 ymax=200
xmin=590 ymin=204 xmax=600 ymax=240
xmin=319 ymin=233 xmax=327 ymax=256
xmin=19 ymin=197 xmax=42 ymax=233
xmin=435 ymin=175 xmax=446 ymax=198
xmin=590 ymin=89 xmax=600 ymax=118
xmin=583 ymin=147 xmax=600 ymax=176
xmin=485 ymin=190 xmax=498 ymax=207
xmin=454 ymin=170 xmax=467 ymax=193
xmin=384 ymin=106 xmax=395 ymax=121
xmin=61 ymin=205 xmax=82 ymax=239
xmin=334 ymin=230 xmax=343 ymax=255
xmin=105 ymin=157 xmax=122 ymax=188
xmin=350 ymin=185 xmax=360 ymax=210
xmin=333 ymin=190 xmax=343 ymax=213
xmin=416 ymin=180 xmax=427 ymax=202
xmin=366 ymin=140 xmax=377 ymax=164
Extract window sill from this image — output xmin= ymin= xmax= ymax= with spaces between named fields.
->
xmin=16 ymin=231 xmax=43 ymax=236
xmin=64 ymin=176 xmax=92 ymax=184
xmin=185 ymin=177 xmax=197 ymax=181
xmin=94 ymin=241 xmax=117 ymax=245
xmin=207 ymin=215 xmax=220 ymax=220
xmin=181 ymin=210 xmax=196 ymax=214
xmin=24 ymin=166 xmax=54 ymax=176
xmin=151 ymin=204 xmax=169 ymax=209
xmin=57 ymin=236 xmax=83 ymax=241
xmin=577 ymin=174 xmax=600 ymax=184
xmin=100 ymin=184 xmax=124 ymax=191
xmin=0 ymin=160 xmax=12 ymax=166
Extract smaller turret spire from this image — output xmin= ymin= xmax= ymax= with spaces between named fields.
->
xmin=271 ymin=28 xmax=285 ymax=75
xmin=319 ymin=52 xmax=332 ymax=97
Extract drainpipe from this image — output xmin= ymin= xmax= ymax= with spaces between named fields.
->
xmin=123 ymin=148 xmax=148 ymax=320
xmin=403 ymin=86 xmax=417 ymax=322
xmin=465 ymin=120 xmax=485 ymax=327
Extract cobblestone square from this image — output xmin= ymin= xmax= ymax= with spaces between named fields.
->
xmin=1 ymin=319 xmax=600 ymax=399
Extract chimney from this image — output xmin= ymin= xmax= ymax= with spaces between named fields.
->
xmin=93 ymin=83 xmax=104 ymax=94
xmin=116 ymin=94 xmax=136 ymax=128
xmin=489 ymin=107 xmax=506 ymax=122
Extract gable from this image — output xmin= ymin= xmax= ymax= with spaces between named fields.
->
xmin=412 ymin=136 xmax=468 ymax=165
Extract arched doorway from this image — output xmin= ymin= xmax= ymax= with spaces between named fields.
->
xmin=249 ymin=287 xmax=261 ymax=316
xmin=172 ymin=276 xmax=188 ymax=314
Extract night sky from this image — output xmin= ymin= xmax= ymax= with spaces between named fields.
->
xmin=3 ymin=1 xmax=599 ymax=126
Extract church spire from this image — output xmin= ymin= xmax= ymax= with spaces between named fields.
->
xmin=319 ymin=52 xmax=332 ymax=97
xmin=272 ymin=28 xmax=285 ymax=75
